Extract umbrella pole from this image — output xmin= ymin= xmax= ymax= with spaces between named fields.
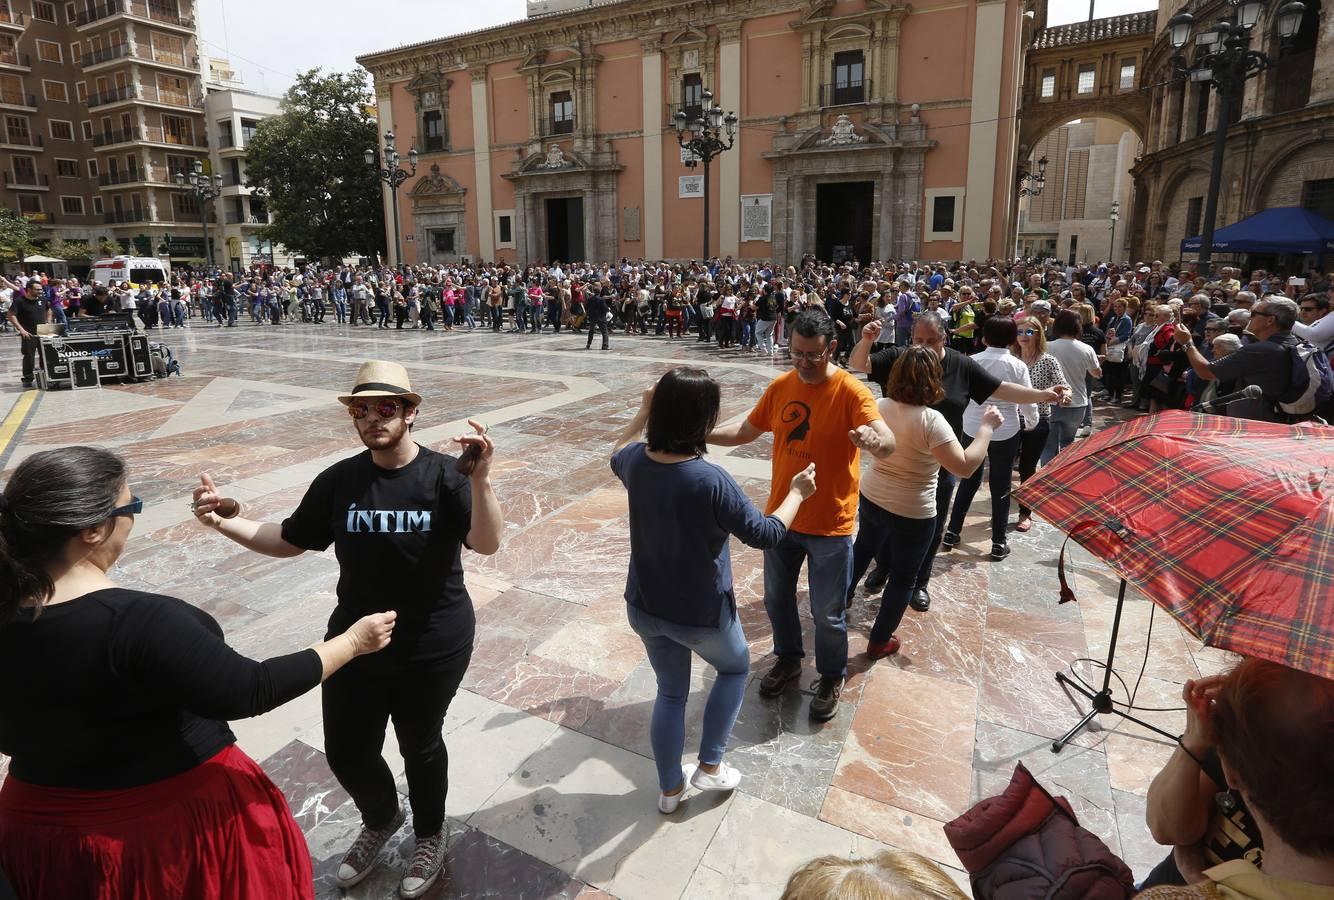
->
xmin=1050 ymin=578 xmax=1180 ymax=753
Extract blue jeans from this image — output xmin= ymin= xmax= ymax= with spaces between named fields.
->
xmin=763 ymin=531 xmax=852 ymax=678
xmin=948 ymin=432 xmax=1021 ymax=546
xmin=1041 ymin=405 xmax=1086 ymax=465
xmin=626 ymin=602 xmax=749 ymax=792
xmin=514 ymin=302 xmax=528 ymax=331
xmin=848 ymin=496 xmax=937 ymax=643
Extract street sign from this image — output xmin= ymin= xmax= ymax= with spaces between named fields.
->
xmin=680 ymin=146 xmax=700 ymax=165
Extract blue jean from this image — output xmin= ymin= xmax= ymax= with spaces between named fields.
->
xmin=514 ymin=302 xmax=528 ymax=331
xmin=947 ymin=432 xmax=1021 ymax=546
xmin=626 ymin=602 xmax=750 ymax=792
xmin=763 ymin=531 xmax=852 ymax=678
xmin=1041 ymin=405 xmax=1086 ymax=464
xmin=848 ymin=496 xmax=937 ymax=643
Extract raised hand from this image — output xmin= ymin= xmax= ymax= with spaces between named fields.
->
xmin=789 ymin=462 xmax=817 ymax=499
xmin=191 ymin=473 xmax=223 ymax=527
xmin=979 ymin=404 xmax=1004 ymax=431
xmin=454 ymin=418 xmax=495 ymax=480
xmin=861 ymin=319 xmax=882 ymax=344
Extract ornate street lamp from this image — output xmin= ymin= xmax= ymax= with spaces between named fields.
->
xmin=674 ymin=89 xmax=737 ymax=261
xmin=1108 ymin=199 xmax=1121 ymax=264
xmin=1166 ymin=0 xmax=1306 ymax=267
xmin=1018 ymin=155 xmax=1048 ymax=197
xmin=174 ymin=158 xmax=223 ymax=269
xmin=365 ymin=130 xmax=418 ymax=268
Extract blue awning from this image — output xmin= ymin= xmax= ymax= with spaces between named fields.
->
xmin=1181 ymin=206 xmax=1334 ymax=255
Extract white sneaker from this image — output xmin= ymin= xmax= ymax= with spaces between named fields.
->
xmin=690 ymin=761 xmax=742 ymax=792
xmin=658 ymin=763 xmax=697 ymax=814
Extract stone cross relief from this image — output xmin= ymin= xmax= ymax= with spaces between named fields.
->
xmin=817 ymin=114 xmax=866 ymax=146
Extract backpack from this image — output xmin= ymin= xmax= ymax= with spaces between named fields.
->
xmin=1277 ymin=337 xmax=1334 ymax=416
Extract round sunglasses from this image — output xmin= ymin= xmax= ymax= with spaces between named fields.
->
xmin=347 ymin=398 xmax=406 ymax=420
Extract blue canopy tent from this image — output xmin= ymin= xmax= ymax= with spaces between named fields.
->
xmin=1181 ymin=206 xmax=1334 ymax=255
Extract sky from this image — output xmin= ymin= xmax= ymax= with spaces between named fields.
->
xmin=197 ymin=0 xmax=1157 ymax=97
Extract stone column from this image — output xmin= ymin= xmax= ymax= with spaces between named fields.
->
xmin=718 ymin=21 xmax=742 ymax=259
xmin=470 ymin=66 xmax=495 ymax=263
xmin=641 ymin=36 xmax=664 ymax=259
xmin=375 ymin=81 xmax=398 ymax=265
xmin=962 ymin=0 xmax=1007 ymax=259
xmin=1309 ymin=1 xmax=1334 ymax=104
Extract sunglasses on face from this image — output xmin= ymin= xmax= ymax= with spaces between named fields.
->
xmin=347 ymin=399 xmax=405 ymax=420
xmin=1020 ymin=329 xmax=1037 ymax=336
xmin=109 ymin=496 xmax=143 ymax=519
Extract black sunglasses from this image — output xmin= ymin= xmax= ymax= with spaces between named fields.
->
xmin=109 ymin=496 xmax=143 ymax=519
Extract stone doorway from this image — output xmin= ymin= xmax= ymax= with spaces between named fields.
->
xmin=816 ymin=181 xmax=874 ymax=264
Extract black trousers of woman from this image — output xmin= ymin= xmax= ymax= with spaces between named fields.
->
xmin=1102 ymin=360 xmax=1128 ymax=401
xmin=322 ymin=645 xmax=471 ymax=839
xmin=1016 ymin=417 xmax=1050 ymax=519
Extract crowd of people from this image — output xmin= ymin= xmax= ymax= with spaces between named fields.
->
xmin=0 ymin=252 xmax=1331 ymax=900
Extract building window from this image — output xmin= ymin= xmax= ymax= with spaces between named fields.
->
xmin=830 ymin=50 xmax=865 ymax=105
xmin=1193 ymin=81 xmax=1210 ymax=136
xmin=1077 ymin=64 xmax=1095 ymax=95
xmin=36 ymin=40 xmax=61 ymax=63
xmin=932 ymin=196 xmax=955 ymax=234
xmin=81 ymin=120 xmax=92 ymax=139
xmin=682 ymin=72 xmax=703 ymax=120
xmin=87 ymin=158 xmax=99 ymax=177
xmin=1271 ymin=0 xmax=1318 ymax=114
xmin=49 ymin=119 xmax=74 ymax=140
xmin=55 ymin=158 xmax=78 ymax=177
xmin=240 ymin=117 xmax=258 ymax=145
xmin=1119 ymin=60 xmax=1136 ymax=90
xmin=217 ymin=119 xmax=234 ymax=148
xmin=0 ymin=73 xmax=24 ymax=106
xmin=1040 ymin=71 xmax=1056 ymax=99
xmin=550 ymin=91 xmax=574 ymax=135
xmin=228 ymin=156 xmax=241 ymax=185
xmin=1185 ymin=196 xmax=1204 ymax=238
xmin=495 ymin=210 xmax=515 ymax=249
xmin=43 ymin=80 xmax=68 ymax=103
xmin=1301 ymin=178 xmax=1334 ymax=222
xmin=16 ymin=194 xmax=41 ymax=214
xmin=60 ymin=195 xmax=84 ymax=215
xmin=75 ymin=81 xmax=87 ymax=103
xmin=422 ymin=110 xmax=444 ymax=152
xmin=32 ymin=2 xmax=55 ymax=21
xmin=924 ymin=188 xmax=964 ymax=242
xmin=3 ymin=115 xmax=30 ymax=144
xmin=432 ymin=229 xmax=455 ymax=253
xmin=92 ymin=195 xmax=103 ymax=214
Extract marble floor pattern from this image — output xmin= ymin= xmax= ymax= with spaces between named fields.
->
xmin=0 ymin=321 xmax=1224 ymax=899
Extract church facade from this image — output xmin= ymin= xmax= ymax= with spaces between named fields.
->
xmin=357 ymin=0 xmax=1030 ymax=267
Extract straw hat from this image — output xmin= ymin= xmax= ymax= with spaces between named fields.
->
xmin=337 ymin=360 xmax=422 ymax=407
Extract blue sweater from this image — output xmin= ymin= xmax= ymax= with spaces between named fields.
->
xmin=611 ymin=442 xmax=787 ymax=628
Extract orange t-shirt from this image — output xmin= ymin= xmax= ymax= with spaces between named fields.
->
xmin=747 ymin=367 xmax=881 ymax=537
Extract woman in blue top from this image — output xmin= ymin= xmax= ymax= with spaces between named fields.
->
xmin=611 ymin=367 xmax=815 ymax=814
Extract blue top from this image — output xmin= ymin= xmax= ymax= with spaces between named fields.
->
xmin=611 ymin=442 xmax=787 ymax=628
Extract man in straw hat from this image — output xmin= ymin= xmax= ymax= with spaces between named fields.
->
xmin=190 ymin=359 xmax=502 ymax=898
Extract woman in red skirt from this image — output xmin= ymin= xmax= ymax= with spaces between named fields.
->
xmin=0 ymin=446 xmax=397 ymax=899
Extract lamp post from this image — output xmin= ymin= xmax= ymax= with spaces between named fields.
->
xmin=174 ymin=159 xmax=222 ymax=270
xmin=1165 ymin=0 xmax=1306 ymax=269
xmin=365 ymin=130 xmax=418 ymax=268
xmin=1018 ymin=155 xmax=1048 ymax=197
xmin=674 ymin=89 xmax=737 ymax=261
xmin=1108 ymin=199 xmax=1121 ymax=265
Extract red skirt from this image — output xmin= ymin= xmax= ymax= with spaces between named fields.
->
xmin=0 ymin=745 xmax=313 ymax=900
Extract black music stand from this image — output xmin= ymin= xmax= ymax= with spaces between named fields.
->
xmin=1050 ymin=577 xmax=1179 ymax=752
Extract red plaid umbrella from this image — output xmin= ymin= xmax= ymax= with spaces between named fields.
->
xmin=1013 ymin=410 xmax=1334 ymax=680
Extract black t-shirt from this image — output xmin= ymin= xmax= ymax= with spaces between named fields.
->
xmin=0 ymin=588 xmax=321 ymax=789
xmin=10 ymin=294 xmax=47 ymax=332
xmin=281 ymin=446 xmax=475 ymax=663
xmin=83 ymin=291 xmax=108 ymax=316
xmin=869 ymin=345 xmax=1003 ymax=436
xmin=1208 ymin=331 xmax=1297 ymax=422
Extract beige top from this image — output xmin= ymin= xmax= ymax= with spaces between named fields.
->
xmin=859 ymin=398 xmax=956 ymax=519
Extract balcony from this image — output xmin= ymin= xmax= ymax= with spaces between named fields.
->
xmin=131 ymin=43 xmax=198 ymax=73
xmin=819 ymin=78 xmax=871 ymax=108
xmin=0 ymin=132 xmax=42 ymax=149
xmin=76 ymin=0 xmax=195 ymax=31
xmin=0 ymin=90 xmax=36 ymax=110
xmin=104 ymin=208 xmax=149 ymax=224
xmin=4 ymin=171 xmax=50 ymax=189
xmin=138 ymin=83 xmax=196 ymax=108
xmin=0 ymin=9 xmax=25 ymax=30
xmin=92 ymin=125 xmax=141 ymax=147
xmin=98 ymin=167 xmax=177 ymax=186
xmin=20 ymin=210 xmax=53 ymax=224
xmin=87 ymin=84 xmax=136 ymax=108
xmin=81 ymin=42 xmax=132 ymax=67
xmin=0 ymin=48 xmax=30 ymax=69
xmin=666 ymin=102 xmax=705 ymax=128
xmin=143 ymin=124 xmax=206 ymax=147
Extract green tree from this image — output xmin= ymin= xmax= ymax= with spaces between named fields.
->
xmin=48 ymin=237 xmax=93 ymax=259
xmin=0 ymin=207 xmax=40 ymax=263
xmin=97 ymin=238 xmax=122 ymax=258
xmin=243 ymin=68 xmax=385 ymax=262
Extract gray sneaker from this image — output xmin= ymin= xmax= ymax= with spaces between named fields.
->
xmin=336 ymin=806 xmax=405 ymax=888
xmin=399 ymin=826 xmax=449 ymax=898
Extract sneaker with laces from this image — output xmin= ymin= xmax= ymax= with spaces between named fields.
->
xmin=690 ymin=761 xmax=741 ymax=792
xmin=759 ymin=656 xmax=803 ymax=697
xmin=336 ymin=806 xmax=406 ymax=888
xmin=399 ymin=826 xmax=449 ymax=898
xmin=941 ymin=531 xmax=961 ymax=551
xmin=659 ymin=763 xmax=697 ymax=814
xmin=809 ymin=676 xmax=844 ymax=722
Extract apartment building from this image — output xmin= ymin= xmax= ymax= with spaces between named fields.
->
xmin=0 ymin=0 xmax=209 ymax=260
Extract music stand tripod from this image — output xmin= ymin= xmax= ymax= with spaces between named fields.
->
xmin=1050 ymin=577 xmax=1179 ymax=753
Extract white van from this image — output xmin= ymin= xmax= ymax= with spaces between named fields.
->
xmin=89 ymin=256 xmax=171 ymax=288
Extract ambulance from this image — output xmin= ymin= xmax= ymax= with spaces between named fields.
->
xmin=88 ymin=256 xmax=171 ymax=289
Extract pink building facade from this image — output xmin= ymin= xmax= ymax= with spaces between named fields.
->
xmin=356 ymin=0 xmax=1028 ymax=267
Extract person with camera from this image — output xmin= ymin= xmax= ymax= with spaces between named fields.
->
xmin=190 ymin=361 xmax=504 ymax=899
xmin=0 ymin=446 xmax=397 ymax=899
xmin=1173 ymin=296 xmax=1301 ymax=422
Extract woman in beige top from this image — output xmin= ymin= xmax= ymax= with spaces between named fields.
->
xmin=847 ymin=345 xmax=1002 ymax=659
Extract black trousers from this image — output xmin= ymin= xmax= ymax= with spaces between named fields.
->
xmin=586 ymin=316 xmax=609 ymax=348
xmin=322 ymin=645 xmax=471 ymax=838
xmin=1016 ymin=417 xmax=1050 ymax=518
xmin=19 ymin=335 xmax=37 ymax=382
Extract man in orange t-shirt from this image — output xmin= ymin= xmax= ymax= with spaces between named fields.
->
xmin=709 ymin=309 xmax=895 ymax=721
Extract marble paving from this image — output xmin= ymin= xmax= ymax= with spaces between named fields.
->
xmin=0 ymin=320 xmax=1225 ymax=898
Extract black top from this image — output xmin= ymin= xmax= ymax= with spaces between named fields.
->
xmin=0 ymin=588 xmax=322 ymax=789
xmin=1208 ymin=331 xmax=1297 ymax=422
xmin=9 ymin=295 xmax=47 ymax=333
xmin=869 ymin=345 xmax=1004 ymax=437
xmin=281 ymin=446 xmax=475 ymax=663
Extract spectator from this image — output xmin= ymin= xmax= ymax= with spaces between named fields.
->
xmin=1173 ymin=297 xmax=1299 ymax=422
xmin=782 ymin=850 xmax=968 ymax=900
xmin=1292 ymin=292 xmax=1333 ymax=350
xmin=1041 ymin=310 xmax=1101 ymax=463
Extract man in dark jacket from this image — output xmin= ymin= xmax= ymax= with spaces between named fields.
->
xmin=585 ymin=286 xmax=610 ymax=350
